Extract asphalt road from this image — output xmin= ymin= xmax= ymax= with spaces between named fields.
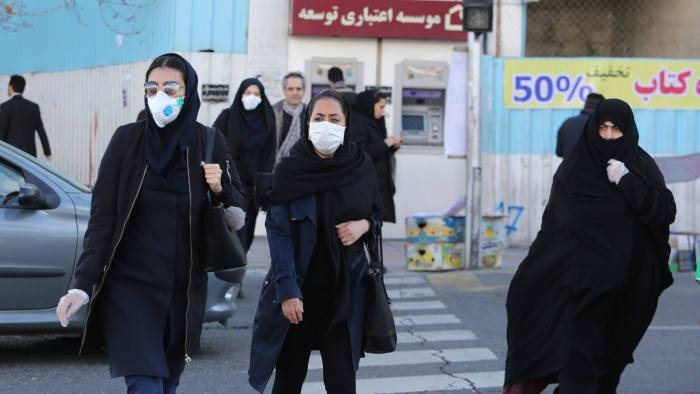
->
xmin=1 ymin=239 xmax=698 ymax=393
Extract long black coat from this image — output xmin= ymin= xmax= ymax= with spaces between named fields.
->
xmin=0 ymin=95 xmax=51 ymax=157
xmin=74 ymin=121 xmax=245 ymax=362
xmin=505 ymin=101 xmax=675 ymax=387
xmin=349 ymin=112 xmax=397 ymax=223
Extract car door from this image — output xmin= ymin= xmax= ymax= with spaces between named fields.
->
xmin=0 ymin=157 xmax=78 ymax=310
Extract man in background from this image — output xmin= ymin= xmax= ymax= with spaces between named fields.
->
xmin=327 ymin=66 xmax=357 ymax=104
xmin=555 ymin=92 xmax=604 ymax=158
xmin=0 ymin=75 xmax=52 ymax=158
xmin=272 ymin=72 xmax=307 ymax=163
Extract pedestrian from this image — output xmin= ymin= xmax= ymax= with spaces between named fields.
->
xmin=248 ymin=89 xmax=382 ymax=394
xmin=54 ymin=53 xmax=245 ymax=393
xmin=349 ymin=90 xmax=401 ymax=223
xmin=327 ymin=66 xmax=357 ymax=104
xmin=555 ymin=92 xmax=605 ymax=158
xmin=504 ymin=99 xmax=676 ymax=394
xmin=272 ymin=71 xmax=307 ymax=164
xmin=0 ymin=75 xmax=52 ymax=158
xmin=213 ymin=78 xmax=276 ymax=252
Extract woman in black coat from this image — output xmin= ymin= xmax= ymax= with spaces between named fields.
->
xmin=503 ymin=99 xmax=675 ymax=394
xmin=349 ymin=90 xmax=401 ymax=223
xmin=248 ymin=90 xmax=382 ymax=394
xmin=56 ymin=53 xmax=245 ymax=393
xmin=213 ymin=78 xmax=276 ymax=252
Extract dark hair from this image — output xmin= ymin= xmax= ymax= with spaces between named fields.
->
xmin=9 ymin=75 xmax=25 ymax=93
xmin=145 ymin=54 xmax=188 ymax=82
xmin=373 ymin=91 xmax=387 ymax=104
xmin=305 ymin=89 xmax=350 ymax=130
xmin=327 ymin=66 xmax=344 ymax=83
xmin=282 ymin=71 xmax=306 ymax=89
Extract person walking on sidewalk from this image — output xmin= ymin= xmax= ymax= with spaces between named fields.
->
xmin=213 ymin=78 xmax=276 ymax=252
xmin=0 ymin=75 xmax=52 ymax=158
xmin=349 ymin=89 xmax=401 ymax=223
xmin=55 ymin=53 xmax=245 ymax=393
xmin=504 ymin=98 xmax=675 ymax=394
xmin=248 ymin=89 xmax=382 ymax=394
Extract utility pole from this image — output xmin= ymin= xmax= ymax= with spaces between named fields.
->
xmin=466 ymin=31 xmax=482 ymax=269
xmin=462 ymin=0 xmax=492 ymax=269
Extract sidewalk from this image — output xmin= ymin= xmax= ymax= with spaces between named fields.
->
xmin=246 ymin=236 xmax=528 ymax=273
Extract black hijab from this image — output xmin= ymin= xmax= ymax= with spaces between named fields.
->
xmin=143 ymin=53 xmax=200 ymax=188
xmin=269 ymin=90 xmax=380 ymax=325
xmin=351 ymin=90 xmax=387 ymax=139
xmin=227 ymin=78 xmax=275 ymax=152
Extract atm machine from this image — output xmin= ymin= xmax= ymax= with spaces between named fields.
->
xmin=393 ymin=60 xmax=449 ymax=146
xmin=305 ymin=57 xmax=364 ymax=99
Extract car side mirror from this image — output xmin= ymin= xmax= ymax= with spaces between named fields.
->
xmin=18 ymin=183 xmax=48 ymax=209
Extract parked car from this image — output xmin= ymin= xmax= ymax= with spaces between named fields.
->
xmin=0 ymin=140 xmax=245 ymax=335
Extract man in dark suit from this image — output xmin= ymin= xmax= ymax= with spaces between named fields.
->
xmin=0 ymin=75 xmax=52 ymax=158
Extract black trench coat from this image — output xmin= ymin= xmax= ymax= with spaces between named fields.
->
xmin=73 ymin=121 xmax=245 ymax=367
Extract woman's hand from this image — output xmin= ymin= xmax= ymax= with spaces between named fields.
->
xmin=56 ymin=292 xmax=88 ymax=327
xmin=281 ymin=298 xmax=304 ymax=324
xmin=335 ymin=219 xmax=370 ymax=247
xmin=201 ymin=161 xmax=223 ymax=194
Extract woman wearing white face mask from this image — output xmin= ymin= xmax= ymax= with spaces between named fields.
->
xmin=213 ymin=78 xmax=276 ymax=253
xmin=248 ymin=90 xmax=383 ymax=394
xmin=54 ymin=53 xmax=246 ymax=393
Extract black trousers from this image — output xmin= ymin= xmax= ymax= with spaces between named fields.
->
xmin=272 ymin=320 xmax=355 ymax=394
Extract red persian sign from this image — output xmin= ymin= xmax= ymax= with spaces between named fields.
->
xmin=290 ymin=0 xmax=467 ymax=41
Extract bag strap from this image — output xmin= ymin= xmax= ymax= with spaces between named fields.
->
xmin=366 ymin=219 xmax=384 ymax=275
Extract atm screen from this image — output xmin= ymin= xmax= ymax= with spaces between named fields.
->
xmin=402 ymin=115 xmax=425 ymax=131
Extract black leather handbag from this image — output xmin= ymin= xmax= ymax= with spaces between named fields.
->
xmin=363 ymin=227 xmax=397 ymax=354
xmin=200 ymin=127 xmax=247 ymax=272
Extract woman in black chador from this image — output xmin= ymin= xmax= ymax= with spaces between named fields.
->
xmin=248 ymin=90 xmax=382 ymax=394
xmin=504 ymin=99 xmax=675 ymax=394
xmin=213 ymin=78 xmax=276 ymax=252
xmin=349 ymin=90 xmax=401 ymax=223
xmin=56 ymin=53 xmax=245 ymax=393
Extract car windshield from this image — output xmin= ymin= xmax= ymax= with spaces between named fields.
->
xmin=1 ymin=141 xmax=91 ymax=193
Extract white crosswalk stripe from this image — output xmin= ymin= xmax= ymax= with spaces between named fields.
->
xmin=390 ymin=300 xmax=446 ymax=310
xmin=383 ymin=276 xmax=426 ymax=285
xmin=386 ymin=287 xmax=435 ymax=299
xmin=302 ymin=371 xmax=505 ymax=393
xmin=397 ymin=329 xmax=477 ymax=343
xmin=302 ymin=274 xmax=505 ymax=392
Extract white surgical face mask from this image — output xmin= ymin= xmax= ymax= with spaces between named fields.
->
xmin=308 ymin=121 xmax=345 ymax=155
xmin=147 ymin=91 xmax=184 ymax=128
xmin=242 ymin=94 xmax=262 ymax=110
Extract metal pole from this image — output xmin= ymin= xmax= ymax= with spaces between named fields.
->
xmin=467 ymin=32 xmax=482 ymax=269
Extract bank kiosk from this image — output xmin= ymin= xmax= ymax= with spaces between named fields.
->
xmin=304 ymin=57 xmax=364 ymax=99
xmin=393 ymin=60 xmax=449 ymax=146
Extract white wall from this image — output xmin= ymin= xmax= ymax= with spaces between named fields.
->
xmin=0 ymin=52 xmax=248 ymax=186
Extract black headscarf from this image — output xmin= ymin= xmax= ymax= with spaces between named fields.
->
xmin=143 ymin=53 xmax=200 ymax=189
xmin=351 ymin=90 xmax=387 ymax=138
xmin=227 ymin=78 xmax=275 ymax=152
xmin=269 ymin=90 xmax=380 ymax=325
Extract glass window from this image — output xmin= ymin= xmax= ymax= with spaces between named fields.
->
xmin=0 ymin=160 xmax=25 ymax=207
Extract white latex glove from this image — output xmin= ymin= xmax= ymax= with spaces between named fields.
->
xmin=56 ymin=290 xmax=88 ymax=327
xmin=224 ymin=206 xmax=246 ymax=231
xmin=607 ymin=159 xmax=629 ymax=184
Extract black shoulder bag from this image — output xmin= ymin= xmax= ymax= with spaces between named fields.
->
xmin=200 ymin=126 xmax=247 ymax=272
xmin=363 ymin=225 xmax=397 ymax=353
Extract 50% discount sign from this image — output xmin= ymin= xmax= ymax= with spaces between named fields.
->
xmin=510 ymin=74 xmax=595 ymax=107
